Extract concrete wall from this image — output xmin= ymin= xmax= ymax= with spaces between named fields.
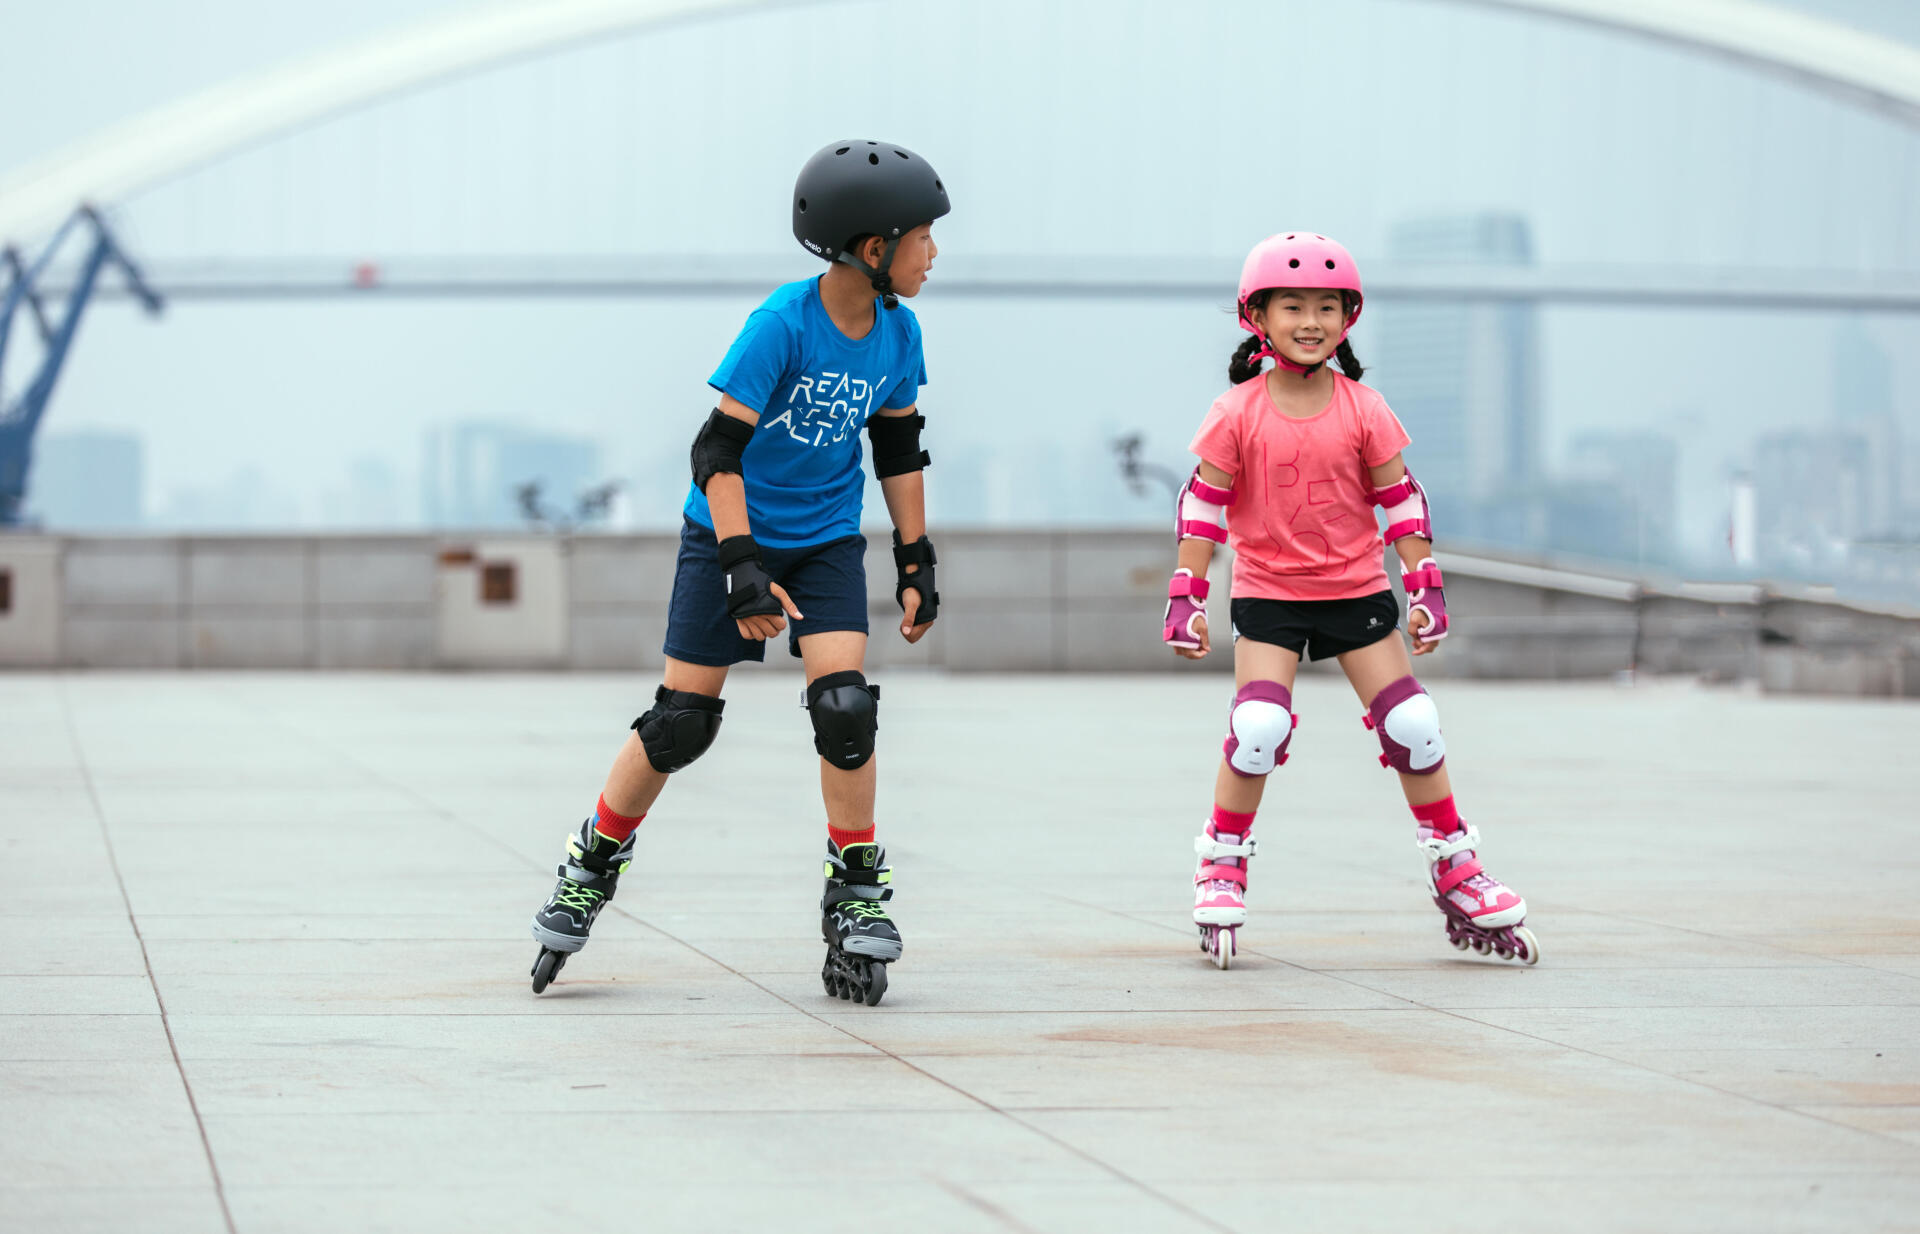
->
xmin=4 ymin=530 xmax=1917 ymax=696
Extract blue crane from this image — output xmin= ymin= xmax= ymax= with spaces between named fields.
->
xmin=0 ymin=207 xmax=163 ymax=526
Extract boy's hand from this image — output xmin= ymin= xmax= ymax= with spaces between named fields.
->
xmin=893 ymin=532 xmax=938 ymax=641
xmin=899 ymin=585 xmax=932 ymax=643
xmin=736 ymin=581 xmax=801 ymax=641
xmin=719 ymin=534 xmax=802 ymax=640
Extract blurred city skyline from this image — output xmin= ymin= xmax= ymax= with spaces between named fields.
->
xmin=3 ymin=0 xmax=1917 ymax=598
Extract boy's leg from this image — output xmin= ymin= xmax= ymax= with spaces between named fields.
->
xmin=797 ymin=629 xmax=875 ymax=844
xmin=600 ymin=658 xmax=730 ymax=822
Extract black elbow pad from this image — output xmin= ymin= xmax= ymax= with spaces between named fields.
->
xmin=866 ymin=412 xmax=931 ymax=478
xmin=690 ymin=408 xmax=755 ymax=492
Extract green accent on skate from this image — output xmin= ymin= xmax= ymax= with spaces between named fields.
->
xmin=838 ymin=899 xmax=892 ymax=921
xmin=552 ymin=881 xmax=606 ymax=913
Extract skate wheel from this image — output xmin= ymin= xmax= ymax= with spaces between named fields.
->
xmin=1212 ymin=929 xmax=1234 ymax=971
xmin=1471 ymin=937 xmax=1491 ymax=955
xmin=531 ymin=948 xmax=566 ymax=994
xmin=862 ymin=963 xmax=888 ymax=1007
xmin=1450 ymin=934 xmax=1470 ymax=951
xmin=1512 ymin=926 xmax=1540 ymax=966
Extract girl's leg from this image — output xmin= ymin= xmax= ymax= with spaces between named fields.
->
xmin=1333 ymin=635 xmax=1450 ymax=806
xmin=1212 ymin=638 xmax=1302 ymax=813
xmin=1334 ymin=636 xmax=1532 ymax=954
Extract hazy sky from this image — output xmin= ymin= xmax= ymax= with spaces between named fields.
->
xmin=2 ymin=0 xmax=1917 ymax=558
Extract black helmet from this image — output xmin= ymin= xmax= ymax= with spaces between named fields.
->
xmin=792 ymin=139 xmax=950 ymax=308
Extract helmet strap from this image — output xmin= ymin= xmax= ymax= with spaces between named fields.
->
xmin=835 ymin=235 xmax=903 ymax=310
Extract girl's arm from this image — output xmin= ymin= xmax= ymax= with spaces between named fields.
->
xmin=1367 ymin=454 xmax=1446 ymax=655
xmin=1165 ymin=460 xmax=1235 ymax=660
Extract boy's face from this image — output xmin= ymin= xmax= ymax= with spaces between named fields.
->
xmin=877 ymin=224 xmax=938 ymax=298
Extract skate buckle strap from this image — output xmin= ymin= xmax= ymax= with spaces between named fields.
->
xmin=1194 ymin=834 xmax=1257 ymax=862
xmin=1416 ymin=823 xmax=1480 ymax=862
xmin=558 ymin=862 xmax=621 ymax=892
xmin=824 ymin=884 xmax=892 ymax=907
xmin=1196 ymin=862 xmax=1249 ymax=887
xmin=1433 ymin=856 xmax=1484 ymax=895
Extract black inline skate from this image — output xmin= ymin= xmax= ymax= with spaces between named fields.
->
xmin=529 ymin=819 xmax=635 ymax=993
xmin=820 ymin=839 xmax=900 ymax=1006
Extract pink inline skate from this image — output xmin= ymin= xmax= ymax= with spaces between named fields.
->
xmin=1193 ymin=820 xmax=1257 ymax=969
xmin=1417 ymin=822 xmax=1538 ymax=964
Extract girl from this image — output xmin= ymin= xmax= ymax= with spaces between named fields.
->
xmin=1162 ymin=232 xmax=1537 ymax=970
xmin=525 ymin=140 xmax=949 ymax=1006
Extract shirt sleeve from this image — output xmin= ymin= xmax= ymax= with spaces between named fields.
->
xmin=881 ymin=314 xmax=927 ymax=409
xmin=1187 ymin=398 xmax=1241 ymax=479
xmin=707 ymin=310 xmax=794 ymax=415
xmin=1359 ymin=389 xmax=1413 ymax=467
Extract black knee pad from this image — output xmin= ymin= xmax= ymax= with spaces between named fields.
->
xmin=804 ymin=671 xmax=879 ymax=771
xmin=632 ymin=685 xmax=725 ymax=773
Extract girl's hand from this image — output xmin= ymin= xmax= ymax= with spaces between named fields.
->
xmin=1408 ymin=608 xmax=1438 ymax=656
xmin=1163 ymin=568 xmax=1211 ymax=658
xmin=735 ymin=582 xmax=802 ymax=641
xmin=1174 ymin=616 xmax=1211 ymax=660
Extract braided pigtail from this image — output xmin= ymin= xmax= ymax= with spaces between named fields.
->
xmin=1334 ymin=338 xmax=1365 ymax=380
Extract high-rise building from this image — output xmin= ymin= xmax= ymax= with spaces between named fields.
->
xmin=26 ymin=431 xmax=144 ymax=528
xmin=422 ymin=421 xmax=599 ymax=527
xmin=1564 ymin=430 xmax=1679 ymax=565
xmin=1752 ymin=429 xmax=1873 ymax=569
xmin=1832 ymin=319 xmax=1901 ymax=531
xmin=1375 ymin=213 xmax=1541 ymax=543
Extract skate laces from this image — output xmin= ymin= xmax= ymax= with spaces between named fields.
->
xmin=838 ymin=897 xmax=892 ymax=921
xmin=552 ymin=881 xmax=605 ymax=913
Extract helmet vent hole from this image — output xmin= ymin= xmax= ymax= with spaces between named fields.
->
xmin=935 ymin=179 xmax=944 ymax=191
xmin=894 ymin=149 xmax=909 ymax=159
xmin=1285 ymin=234 xmax=1295 ymax=240
xmin=1288 ymin=258 xmax=1300 ymax=268
xmin=1326 ymin=259 xmax=1336 ymax=269
xmin=868 ymin=152 xmax=879 ymax=165
xmin=797 ymin=198 xmax=807 ymax=212
xmin=835 ymin=147 xmax=850 ymax=155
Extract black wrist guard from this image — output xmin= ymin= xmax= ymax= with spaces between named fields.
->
xmin=867 ymin=412 xmax=930 ymax=479
xmin=691 ymin=408 xmax=755 ymax=492
xmin=717 ymin=534 xmax=782 ymax=619
xmin=892 ymin=531 xmax=939 ymax=625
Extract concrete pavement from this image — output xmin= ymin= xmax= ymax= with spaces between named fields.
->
xmin=2 ymin=668 xmax=1917 ymax=1233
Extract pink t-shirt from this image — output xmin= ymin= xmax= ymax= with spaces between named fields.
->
xmin=1188 ymin=373 xmax=1412 ymax=601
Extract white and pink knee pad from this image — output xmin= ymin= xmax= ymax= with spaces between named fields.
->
xmin=1361 ymin=675 xmax=1446 ymax=774
xmin=1223 ymin=681 xmax=1295 ymax=777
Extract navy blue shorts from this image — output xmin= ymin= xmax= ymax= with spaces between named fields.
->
xmin=663 ymin=518 xmax=869 ymax=666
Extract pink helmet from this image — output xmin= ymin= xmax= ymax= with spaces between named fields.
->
xmin=1237 ymin=232 xmax=1364 ymax=373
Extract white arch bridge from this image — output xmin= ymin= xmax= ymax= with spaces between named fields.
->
xmin=4 ymin=0 xmax=1919 ymax=311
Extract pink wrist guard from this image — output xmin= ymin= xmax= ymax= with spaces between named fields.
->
xmin=1402 ymin=557 xmax=1449 ymax=642
xmin=1163 ymin=568 xmax=1210 ymax=649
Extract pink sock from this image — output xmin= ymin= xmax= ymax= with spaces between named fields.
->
xmin=828 ymin=824 xmax=876 ymax=851
xmin=1210 ymin=805 xmax=1256 ymax=837
xmin=592 ymin=794 xmax=646 ymax=842
xmin=1410 ymin=795 xmax=1462 ymax=835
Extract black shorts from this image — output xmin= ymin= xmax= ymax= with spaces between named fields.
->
xmin=1229 ymin=590 xmax=1400 ymax=661
xmin=663 ymin=518 xmax=868 ymax=666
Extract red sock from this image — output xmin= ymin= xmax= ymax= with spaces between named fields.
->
xmin=1210 ymin=805 xmax=1256 ymax=835
xmin=592 ymin=794 xmax=646 ymax=842
xmin=1410 ymin=795 xmax=1462 ymax=835
xmin=828 ymin=824 xmax=876 ymax=850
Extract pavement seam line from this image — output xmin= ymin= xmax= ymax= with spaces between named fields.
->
xmin=58 ymin=678 xmax=240 ymax=1234
xmin=245 ymin=685 xmax=1240 ymax=1234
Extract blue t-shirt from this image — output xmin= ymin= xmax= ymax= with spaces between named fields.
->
xmin=684 ymin=277 xmax=926 ymax=548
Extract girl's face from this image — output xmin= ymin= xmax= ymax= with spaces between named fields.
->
xmin=861 ymin=224 xmax=938 ymax=298
xmin=1253 ymin=290 xmax=1347 ymax=368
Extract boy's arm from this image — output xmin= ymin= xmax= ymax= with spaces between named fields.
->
xmin=697 ymin=394 xmax=801 ymax=637
xmin=871 ymin=405 xmax=936 ymax=641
